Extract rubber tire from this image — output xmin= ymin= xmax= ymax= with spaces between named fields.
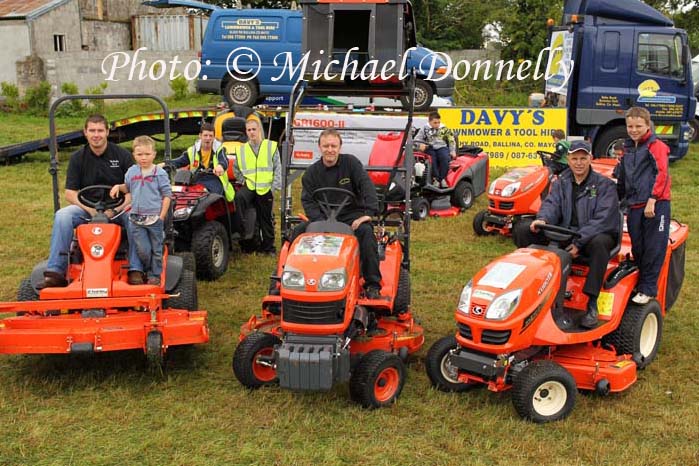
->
xmin=400 ymin=78 xmax=434 ymax=112
xmin=232 ymin=332 xmax=281 ymax=389
xmin=174 ymin=251 xmax=196 ymax=275
xmin=451 ymin=180 xmax=474 ymax=210
xmin=164 ymin=269 xmax=198 ymax=311
xmin=593 ymin=125 xmax=628 ymax=159
xmin=192 ymin=221 xmax=230 ymax=281
xmin=350 ymin=350 xmax=406 ymax=409
xmin=224 ymin=78 xmax=258 ymax=107
xmin=17 ymin=278 xmax=38 ymax=301
xmin=146 ymin=330 xmax=165 ymax=373
xmin=689 ymin=118 xmax=699 ymax=143
xmin=411 ymin=197 xmax=430 ymax=221
xmin=393 ymin=267 xmax=410 ymax=314
xmin=425 ymin=335 xmax=476 ymax=392
xmin=472 ymin=210 xmax=491 ymax=236
xmin=512 ymin=360 xmax=577 ymax=423
xmin=602 ymin=300 xmax=663 ymax=370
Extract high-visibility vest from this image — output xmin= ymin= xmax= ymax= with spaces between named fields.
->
xmin=237 ymin=140 xmax=277 ymax=195
xmin=186 ymin=142 xmax=235 ymax=202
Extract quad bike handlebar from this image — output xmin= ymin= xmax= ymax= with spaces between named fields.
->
xmin=78 ymin=185 xmax=125 ymax=212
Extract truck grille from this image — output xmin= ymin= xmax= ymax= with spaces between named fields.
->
xmin=282 ymin=298 xmax=346 ymax=325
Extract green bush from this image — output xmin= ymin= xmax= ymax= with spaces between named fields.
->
xmin=55 ymin=82 xmax=84 ymax=117
xmin=0 ymin=81 xmax=20 ymax=111
xmin=170 ymin=75 xmax=191 ymax=100
xmin=84 ymin=82 xmax=108 ymax=114
xmin=23 ymin=81 xmax=52 ymax=116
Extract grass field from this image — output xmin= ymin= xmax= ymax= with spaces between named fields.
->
xmin=0 ymin=109 xmax=697 ymax=466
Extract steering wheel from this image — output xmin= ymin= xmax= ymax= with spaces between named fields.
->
xmin=312 ymin=187 xmax=356 ymax=220
xmin=536 ymin=223 xmax=581 ymax=243
xmin=78 ymin=185 xmax=125 ymax=212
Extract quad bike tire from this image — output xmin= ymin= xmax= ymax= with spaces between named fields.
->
xmin=602 ymin=300 xmax=663 ymax=370
xmin=425 ymin=336 xmax=478 ymax=392
xmin=451 ymin=180 xmax=474 ymax=210
xmin=411 ymin=197 xmax=430 ymax=221
xmin=472 ymin=210 xmax=491 ymax=236
xmin=393 ymin=267 xmax=410 ymax=315
xmin=512 ymin=360 xmax=577 ymax=423
xmin=232 ymin=332 xmax=281 ymax=388
xmin=349 ymin=350 xmax=406 ymax=409
xmin=164 ymin=269 xmax=198 ymax=311
xmin=192 ymin=221 xmax=230 ymax=280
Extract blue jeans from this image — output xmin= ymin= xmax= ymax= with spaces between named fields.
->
xmin=425 ymin=146 xmax=451 ymax=181
xmin=46 ymin=205 xmax=127 ymax=274
xmin=128 ymin=218 xmax=165 ymax=278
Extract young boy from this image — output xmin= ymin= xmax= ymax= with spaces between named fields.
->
xmin=614 ymin=107 xmax=671 ymax=305
xmin=550 ymin=129 xmax=570 ymax=174
xmin=111 ymin=136 xmax=172 ymax=285
xmin=414 ymin=111 xmax=456 ymax=188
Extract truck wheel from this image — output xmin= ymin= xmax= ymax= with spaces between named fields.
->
xmin=512 ymin=360 xmax=577 ymax=423
xmin=232 ymin=332 xmax=281 ymax=388
xmin=411 ymin=197 xmax=430 ymax=221
xmin=224 ymin=79 xmax=258 ymax=107
xmin=350 ymin=350 xmax=406 ymax=409
xmin=689 ymin=118 xmax=699 ymax=143
xmin=393 ymin=267 xmax=410 ymax=314
xmin=452 ymin=180 xmax=474 ymax=209
xmin=425 ymin=335 xmax=477 ymax=392
xmin=192 ymin=221 xmax=230 ymax=280
xmin=400 ymin=79 xmax=434 ymax=112
xmin=602 ymin=300 xmax=662 ymax=370
xmin=593 ymin=126 xmax=628 ymax=158
xmin=472 ymin=210 xmax=491 ymax=236
xmin=164 ymin=269 xmax=198 ymax=311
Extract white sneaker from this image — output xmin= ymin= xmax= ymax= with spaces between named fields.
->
xmin=440 ymin=180 xmax=449 ymax=188
xmin=632 ymin=292 xmax=652 ymax=305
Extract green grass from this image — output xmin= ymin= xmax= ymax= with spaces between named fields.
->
xmin=0 ymin=118 xmax=698 ymax=465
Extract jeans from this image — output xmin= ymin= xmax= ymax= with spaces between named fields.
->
xmin=128 ymin=218 xmax=165 ymax=278
xmin=425 ymin=146 xmax=451 ymax=182
xmin=46 ymin=205 xmax=127 ymax=274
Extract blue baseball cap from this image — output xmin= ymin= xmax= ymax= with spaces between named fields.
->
xmin=568 ymin=140 xmax=592 ymax=154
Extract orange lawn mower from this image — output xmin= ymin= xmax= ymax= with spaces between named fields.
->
xmin=426 ymin=216 xmax=687 ymax=422
xmin=232 ymin=80 xmax=424 ymax=408
xmin=0 ymin=95 xmax=208 ymax=370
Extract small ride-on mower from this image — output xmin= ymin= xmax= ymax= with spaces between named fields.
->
xmin=427 ymin=216 xmax=688 ymax=422
xmin=232 ymin=77 xmax=425 ymax=408
xmin=368 ymin=133 xmax=489 ymax=220
xmin=0 ymin=95 xmax=208 ymax=370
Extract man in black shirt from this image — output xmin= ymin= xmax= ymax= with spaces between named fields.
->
xmin=299 ymin=128 xmax=382 ymax=299
xmin=42 ymin=115 xmax=133 ymax=288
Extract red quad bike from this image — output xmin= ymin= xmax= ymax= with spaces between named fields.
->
xmin=0 ymin=94 xmax=208 ymax=370
xmin=368 ymin=133 xmax=489 ymax=221
xmin=472 ymin=150 xmax=617 ymax=237
xmin=426 ymin=218 xmax=688 ymax=423
xmin=232 ymin=79 xmax=424 ymax=408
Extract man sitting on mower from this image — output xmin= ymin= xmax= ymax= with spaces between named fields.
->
xmin=295 ymin=128 xmax=382 ymax=300
xmin=41 ymin=114 xmax=133 ymax=288
xmin=512 ymin=140 xmax=620 ymax=328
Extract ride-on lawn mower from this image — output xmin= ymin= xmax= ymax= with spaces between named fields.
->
xmin=427 ymin=216 xmax=687 ymax=422
xmin=368 ymin=133 xmax=489 ymax=220
xmin=472 ymin=150 xmax=617 ymax=237
xmin=0 ymin=95 xmax=208 ymax=370
xmin=232 ymin=76 xmax=425 ymax=408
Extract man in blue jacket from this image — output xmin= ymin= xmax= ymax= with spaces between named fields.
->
xmin=513 ymin=140 xmax=620 ymax=328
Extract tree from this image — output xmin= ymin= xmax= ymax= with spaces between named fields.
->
xmin=411 ymin=0 xmax=493 ymax=50
xmin=490 ymin=0 xmax=563 ymax=61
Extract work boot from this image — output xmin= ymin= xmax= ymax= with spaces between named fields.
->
xmin=41 ymin=270 xmax=68 ymax=288
xmin=127 ymin=270 xmax=145 ymax=285
xmin=365 ymin=286 xmax=382 ymax=300
xmin=580 ymin=298 xmax=598 ymax=329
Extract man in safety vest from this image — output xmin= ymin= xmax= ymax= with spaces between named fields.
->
xmin=233 ymin=118 xmax=281 ymax=255
xmin=165 ymin=122 xmax=235 ymax=202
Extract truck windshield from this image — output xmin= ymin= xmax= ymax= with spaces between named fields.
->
xmin=637 ymin=33 xmax=685 ymax=79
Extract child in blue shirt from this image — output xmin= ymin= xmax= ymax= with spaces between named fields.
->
xmin=111 ymin=136 xmax=172 ymax=285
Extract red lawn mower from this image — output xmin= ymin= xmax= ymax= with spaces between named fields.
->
xmin=232 ymin=79 xmax=424 ymax=408
xmin=0 ymin=95 xmax=208 ymax=370
xmin=427 ymin=217 xmax=688 ymax=422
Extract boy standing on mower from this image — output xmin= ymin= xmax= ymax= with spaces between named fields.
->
xmin=615 ymin=107 xmax=672 ymax=305
xmin=297 ymin=128 xmax=382 ymax=299
xmin=513 ymin=140 xmax=620 ymax=328
xmin=110 ymin=136 xmax=172 ymax=285
xmin=233 ymin=118 xmax=281 ymax=255
xmin=41 ymin=115 xmax=133 ymax=289
xmin=414 ymin=111 xmax=456 ymax=188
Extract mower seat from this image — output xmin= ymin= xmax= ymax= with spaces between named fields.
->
xmin=305 ymin=219 xmax=354 ymax=236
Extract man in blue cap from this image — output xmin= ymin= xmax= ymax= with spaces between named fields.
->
xmin=513 ymin=140 xmax=620 ymax=328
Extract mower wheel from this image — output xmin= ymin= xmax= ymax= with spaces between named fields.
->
xmin=146 ymin=330 xmax=165 ymax=373
xmin=512 ymin=360 xmax=576 ymax=423
xmin=350 ymin=350 xmax=406 ymax=409
xmin=451 ymin=180 xmax=474 ymax=210
xmin=472 ymin=210 xmax=491 ymax=236
xmin=233 ymin=332 xmax=281 ymax=388
xmin=174 ymin=251 xmax=196 ymax=275
xmin=602 ymin=300 xmax=663 ymax=370
xmin=393 ymin=267 xmax=410 ymax=314
xmin=164 ymin=269 xmax=198 ymax=311
xmin=425 ymin=336 xmax=476 ymax=392
xmin=411 ymin=197 xmax=430 ymax=221
xmin=192 ymin=221 xmax=230 ymax=280
xmin=17 ymin=278 xmax=38 ymax=301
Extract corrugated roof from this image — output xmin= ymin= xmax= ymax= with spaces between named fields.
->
xmin=0 ymin=0 xmax=69 ymax=20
